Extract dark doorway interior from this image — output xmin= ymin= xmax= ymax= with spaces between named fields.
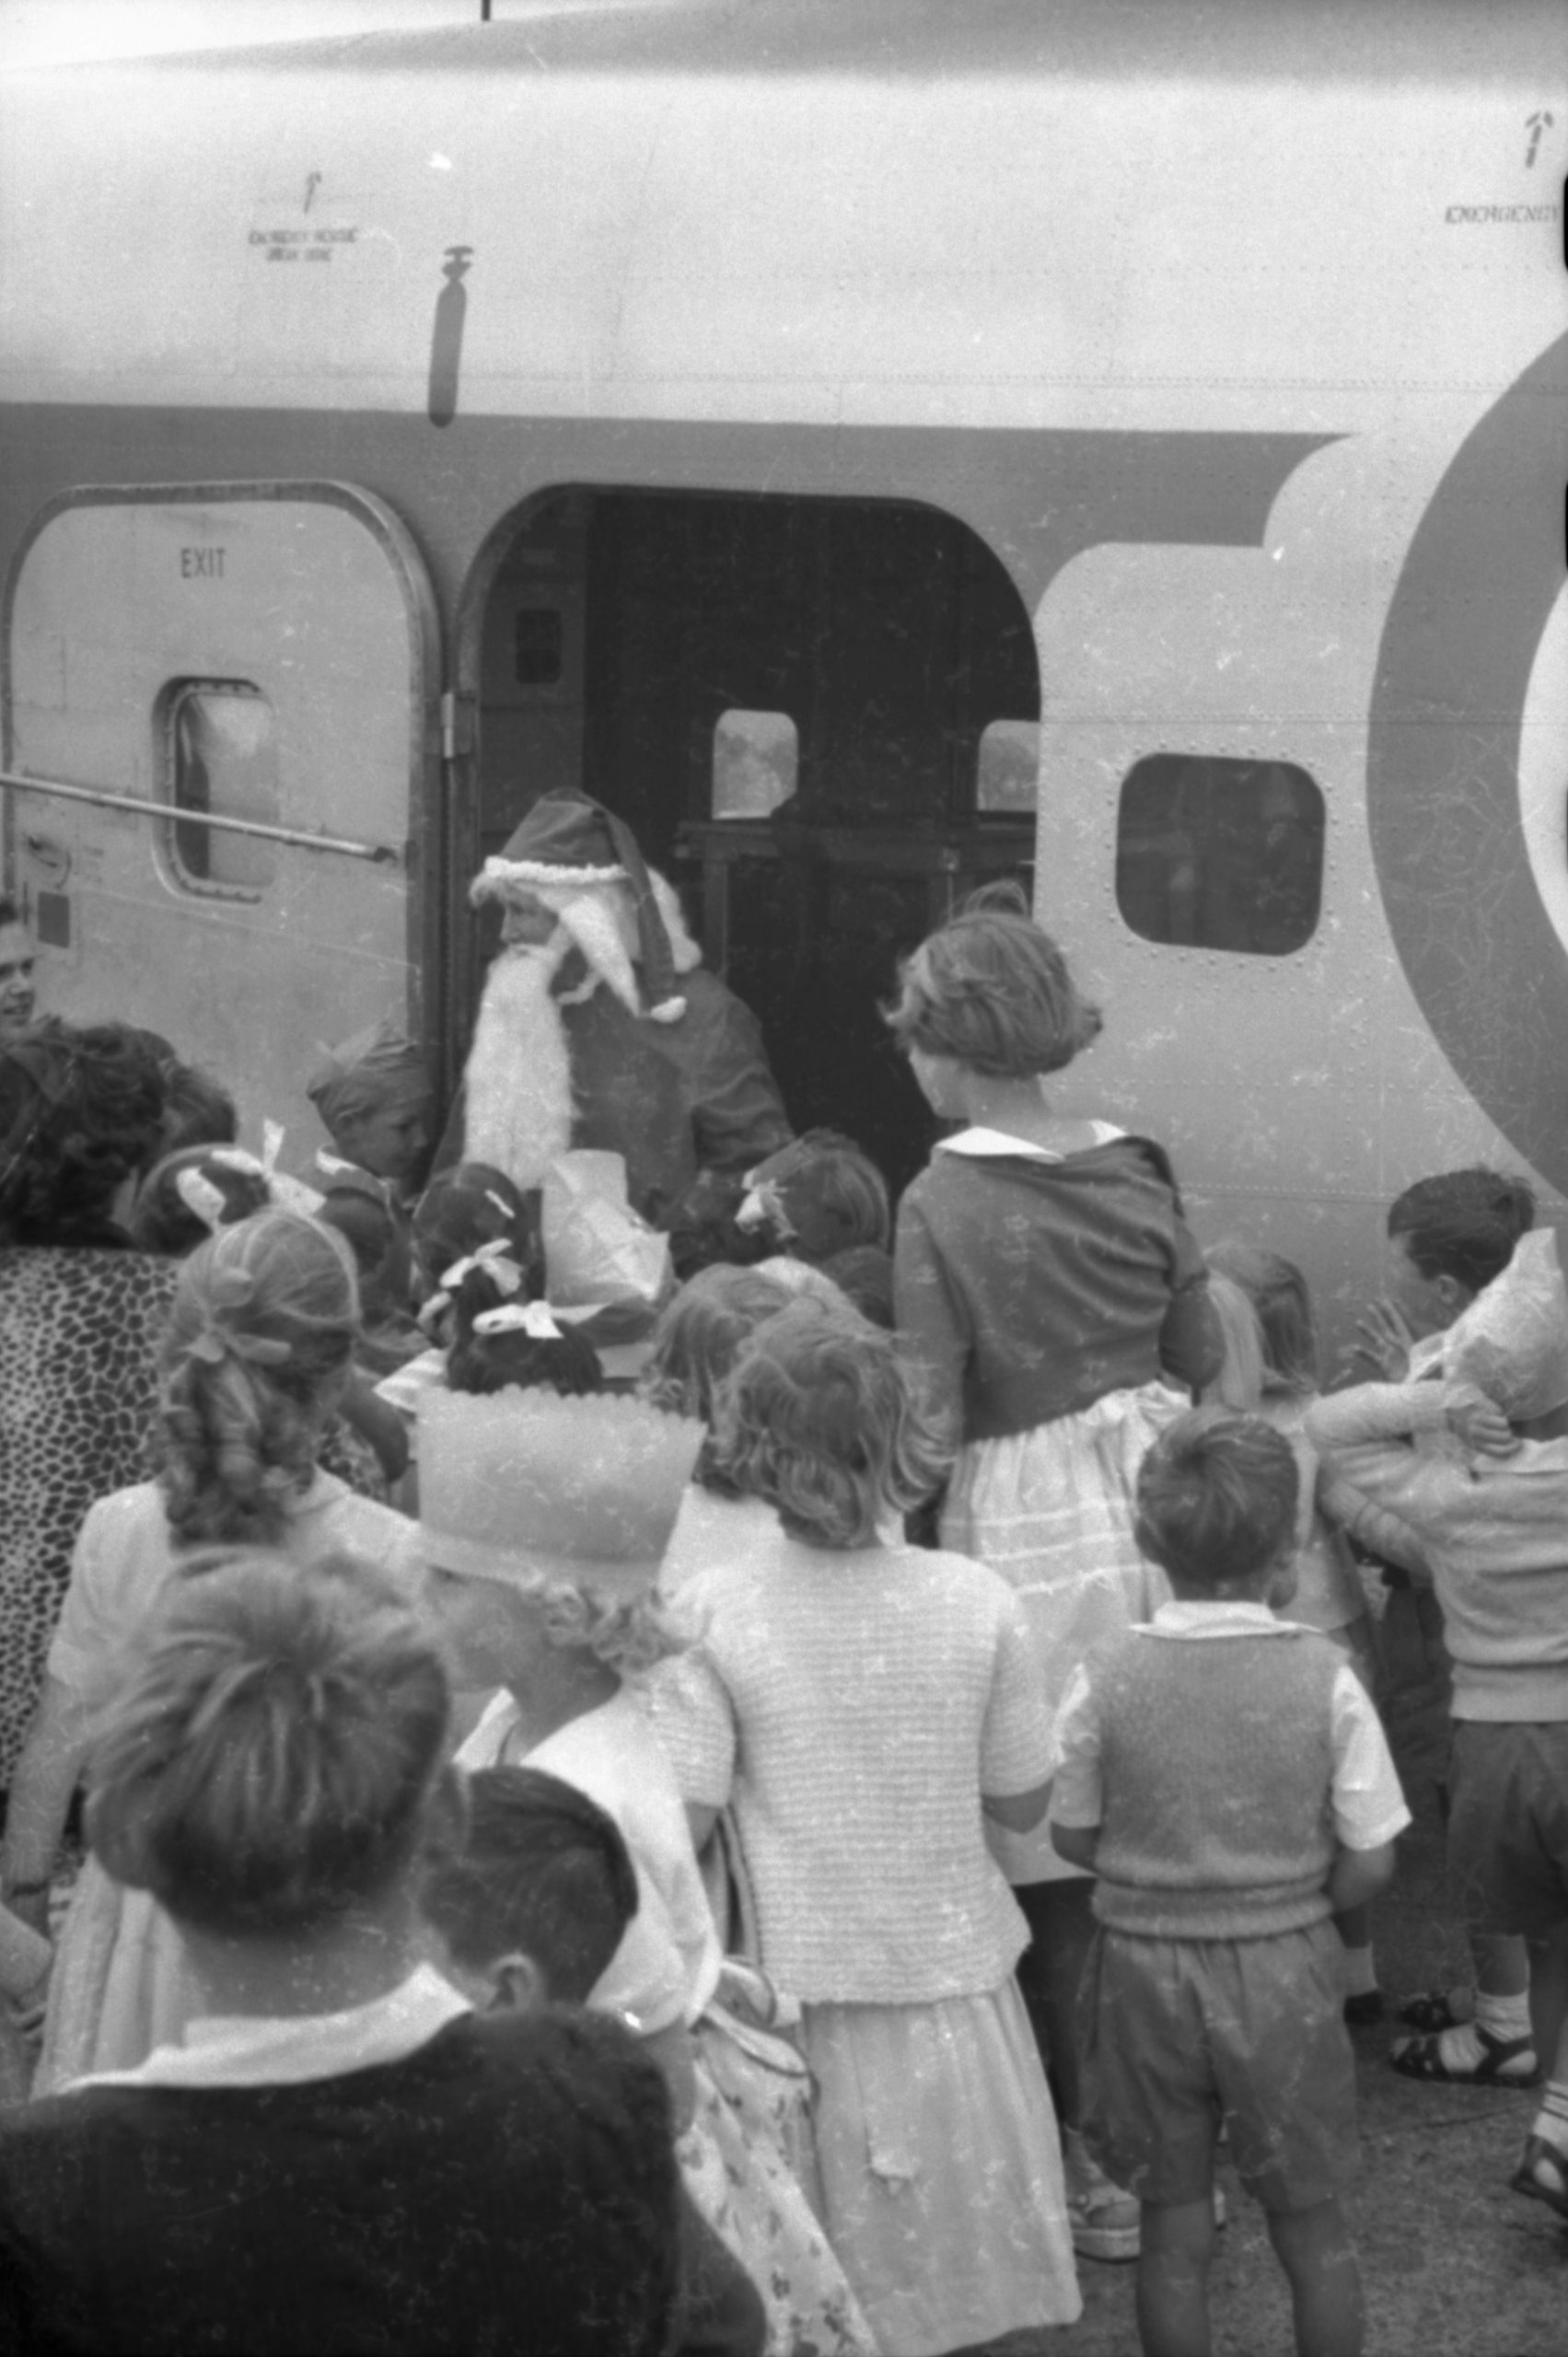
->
xmin=472 ymin=487 xmax=1040 ymax=1197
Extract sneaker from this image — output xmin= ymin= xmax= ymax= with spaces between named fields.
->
xmin=1063 ymin=2133 xmax=1140 ymax=2263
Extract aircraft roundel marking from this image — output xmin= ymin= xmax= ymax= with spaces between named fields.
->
xmin=1367 ymin=330 xmax=1568 ymax=1193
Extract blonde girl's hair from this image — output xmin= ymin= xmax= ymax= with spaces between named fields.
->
xmin=530 ymin=1578 xmax=684 ymax=1676
xmin=86 ymin=1548 xmax=450 ymax=1938
xmin=157 ymin=1210 xmax=360 ymax=1550
xmin=883 ymin=880 xmax=1103 ymax=1079
xmin=640 ymin=1262 xmax=796 ymax=1429
xmin=1206 ymin=1239 xmax=1319 ymax=1396
xmin=712 ymin=1296 xmax=953 ymax=1549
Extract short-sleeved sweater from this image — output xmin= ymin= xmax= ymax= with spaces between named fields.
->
xmin=893 ymin=1134 xmax=1214 ymax=1440
xmin=645 ymin=1527 xmax=1052 ymax=2003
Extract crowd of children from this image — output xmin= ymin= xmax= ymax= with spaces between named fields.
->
xmin=0 ymin=886 xmax=1566 ymax=2357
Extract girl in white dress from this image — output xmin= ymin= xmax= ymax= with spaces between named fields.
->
xmin=647 ymin=1298 xmax=1082 ymax=2354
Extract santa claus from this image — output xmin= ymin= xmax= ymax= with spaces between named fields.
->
xmin=436 ymin=789 xmax=791 ymax=1227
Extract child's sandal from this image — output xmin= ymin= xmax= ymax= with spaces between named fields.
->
xmin=1510 ymin=2136 xmax=1568 ymax=2223
xmin=1390 ymin=2026 xmax=1538 ymax=2084
xmin=1397 ymin=1986 xmax=1472 ymax=2034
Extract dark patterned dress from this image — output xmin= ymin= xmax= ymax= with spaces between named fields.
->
xmin=0 ymin=1248 xmax=179 ymax=1790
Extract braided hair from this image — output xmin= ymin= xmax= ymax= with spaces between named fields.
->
xmin=157 ymin=1210 xmax=360 ymax=1549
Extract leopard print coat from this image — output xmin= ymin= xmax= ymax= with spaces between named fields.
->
xmin=0 ymin=1248 xmax=389 ymax=1792
xmin=0 ymin=1248 xmax=180 ymax=1791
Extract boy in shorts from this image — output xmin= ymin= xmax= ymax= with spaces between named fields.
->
xmin=1051 ymin=1408 xmax=1407 ymax=2357
xmin=1307 ymin=1226 xmax=1568 ymax=2221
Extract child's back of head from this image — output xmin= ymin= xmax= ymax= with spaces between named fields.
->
xmin=131 ymin=1145 xmax=273 ymax=1257
xmin=738 ymin=1130 xmax=892 ymax=1260
xmin=412 ymin=1163 xmax=541 ymax=1301
xmin=87 ymin=1548 xmax=450 ymax=1942
xmin=1206 ymin=1239 xmax=1318 ymax=1395
xmin=157 ymin=1209 xmax=362 ymax=1548
xmin=1135 ymin=1407 xmax=1299 ymax=1596
xmin=157 ymin=1060 xmax=239 ymax=1160
xmin=423 ymin=1765 xmax=638 ymax=2005
xmin=884 ymin=879 xmax=1102 ymax=1079
xmin=642 ymin=1262 xmax=794 ymax=1428
xmin=714 ymin=1296 xmax=952 ymax=1548
xmin=445 ymin=1264 xmax=603 ymax=1399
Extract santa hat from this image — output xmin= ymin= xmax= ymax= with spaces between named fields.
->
xmin=470 ymin=790 xmax=695 ymax=1023
xmin=417 ymin=1386 xmax=702 ymax=1598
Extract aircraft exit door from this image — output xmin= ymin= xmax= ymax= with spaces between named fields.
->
xmin=3 ymin=483 xmax=441 ymax=1161
xmin=464 ymin=488 xmax=1040 ymax=1195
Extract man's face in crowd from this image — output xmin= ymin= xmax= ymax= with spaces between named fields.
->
xmin=499 ymin=892 xmax=560 ymax=948
xmin=0 ymin=922 xmax=37 ymax=1044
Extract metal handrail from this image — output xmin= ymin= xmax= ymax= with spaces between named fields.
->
xmin=0 ymin=770 xmax=401 ymax=865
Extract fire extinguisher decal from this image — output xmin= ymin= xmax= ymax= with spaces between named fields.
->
xmin=428 ymin=246 xmax=472 ymax=427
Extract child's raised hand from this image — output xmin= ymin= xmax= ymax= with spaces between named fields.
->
xmin=1444 ymin=1382 xmax=1519 ymax=1458
xmin=1337 ymin=1299 xmax=1415 ymax=1385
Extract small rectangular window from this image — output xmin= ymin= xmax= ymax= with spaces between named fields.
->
xmin=1116 ymin=755 xmax=1324 ymax=956
xmin=166 ymin=681 xmax=278 ymax=898
xmin=977 ymin=719 xmax=1039 ymax=813
xmin=713 ymin=710 xmax=797 ymax=819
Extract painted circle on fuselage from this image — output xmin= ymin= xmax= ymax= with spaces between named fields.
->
xmin=1367 ymin=331 xmax=1568 ymax=1194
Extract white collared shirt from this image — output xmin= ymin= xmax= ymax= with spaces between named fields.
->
xmin=935 ymin=1120 xmax=1125 ymax=1164
xmin=1051 ymin=1598 xmax=1410 ymax=1851
xmin=67 ymin=1963 xmax=470 ymax=2094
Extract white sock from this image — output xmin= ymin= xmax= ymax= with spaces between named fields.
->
xmin=1474 ymin=1989 xmax=1533 ymax=2044
xmin=1342 ymin=1944 xmax=1378 ymax=1998
xmin=1531 ymin=2080 xmax=1568 ymax=2159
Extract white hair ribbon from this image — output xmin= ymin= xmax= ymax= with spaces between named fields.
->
xmin=174 ymin=1167 xmax=227 ymax=1233
xmin=737 ymin=1178 xmax=793 ymax=1237
xmin=210 ymin=1145 xmax=267 ymax=1179
xmin=235 ymin=1120 xmax=324 ymax=1217
xmin=439 ymin=1237 xmax=524 ymax=1296
xmin=472 ymin=1300 xmax=562 ymax=1340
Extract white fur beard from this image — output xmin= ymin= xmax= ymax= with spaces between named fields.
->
xmin=461 ymin=945 xmax=575 ymax=1191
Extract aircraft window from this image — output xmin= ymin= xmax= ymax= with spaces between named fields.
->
xmin=166 ymin=681 xmax=279 ymax=898
xmin=1115 ymin=755 xmax=1324 ymax=956
xmin=713 ymin=710 xmax=797 ymax=819
xmin=977 ymin=720 xmax=1040 ymax=813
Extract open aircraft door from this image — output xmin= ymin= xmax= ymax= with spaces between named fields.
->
xmin=2 ymin=483 xmax=440 ymax=1156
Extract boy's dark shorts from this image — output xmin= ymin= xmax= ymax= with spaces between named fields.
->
xmin=1447 ymin=1720 xmax=1568 ymax=1937
xmin=1081 ymin=1918 xmax=1357 ymax=2212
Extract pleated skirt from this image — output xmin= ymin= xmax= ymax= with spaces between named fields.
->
xmin=941 ymin=1381 xmax=1188 ymax=1885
